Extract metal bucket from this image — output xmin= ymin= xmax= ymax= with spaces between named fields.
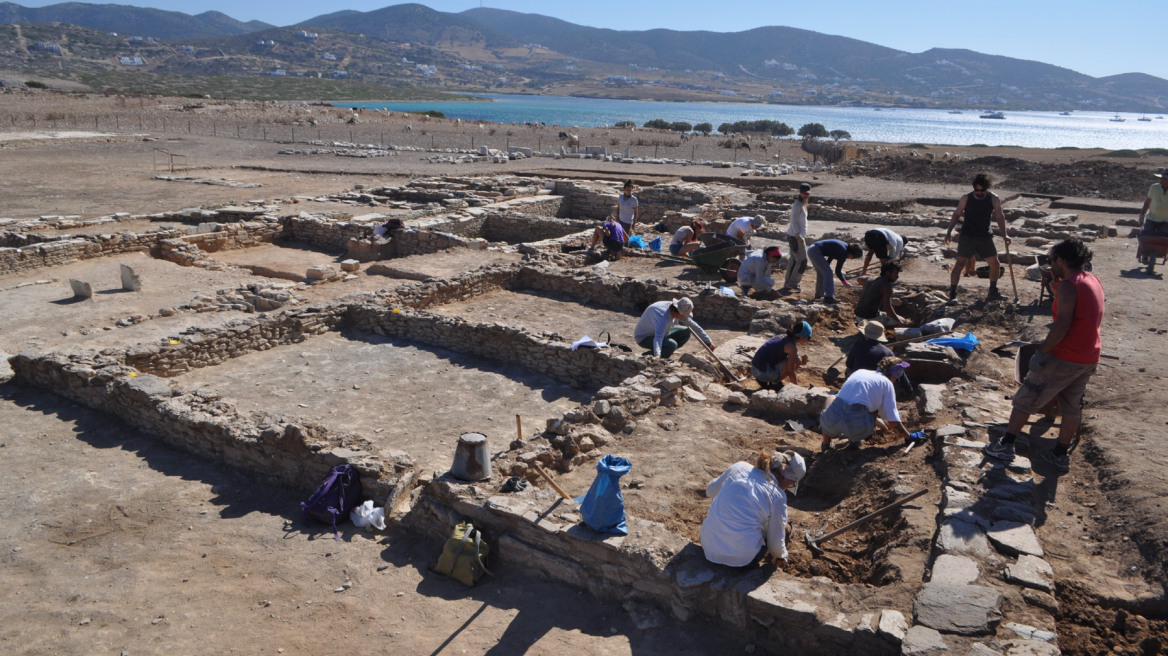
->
xmin=450 ymin=432 xmax=491 ymax=481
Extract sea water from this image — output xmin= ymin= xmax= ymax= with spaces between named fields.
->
xmin=341 ymin=94 xmax=1168 ymax=150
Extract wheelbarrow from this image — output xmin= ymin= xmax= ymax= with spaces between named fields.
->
xmin=1137 ymin=232 xmax=1168 ymax=275
xmin=659 ymin=232 xmax=747 ymax=283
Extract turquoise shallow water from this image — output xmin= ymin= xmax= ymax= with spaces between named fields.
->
xmin=340 ymin=94 xmax=1168 ymax=150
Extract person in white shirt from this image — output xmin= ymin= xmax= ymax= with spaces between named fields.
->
xmin=700 ymin=450 xmax=807 ymax=567
xmin=860 ymin=228 xmax=906 ymax=277
xmin=736 ymin=245 xmax=782 ymax=295
xmin=819 ymin=356 xmax=917 ymax=451
xmin=726 ymin=215 xmax=764 ymax=246
xmin=781 ymin=182 xmax=812 ymax=293
xmin=670 ymin=219 xmax=704 ymax=257
xmin=633 ymin=297 xmax=713 ymax=359
xmin=616 ymin=180 xmax=639 ymax=241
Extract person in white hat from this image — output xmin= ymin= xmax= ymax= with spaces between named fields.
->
xmin=819 ymin=356 xmax=917 ymax=451
xmin=700 ymin=450 xmax=806 ymax=567
xmin=726 ymin=215 xmax=765 ymax=246
xmin=633 ymin=297 xmax=713 ymax=359
xmin=844 ymin=320 xmax=894 ymax=378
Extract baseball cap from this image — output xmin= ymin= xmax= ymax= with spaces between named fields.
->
xmin=751 ymin=215 xmax=765 ymax=228
xmin=670 ymin=297 xmax=694 ymax=318
xmin=772 ymin=451 xmax=806 ymax=495
xmin=799 ymin=183 xmax=812 ymax=193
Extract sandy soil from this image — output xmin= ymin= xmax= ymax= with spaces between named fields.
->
xmin=4 ymin=89 xmax=1168 ymax=654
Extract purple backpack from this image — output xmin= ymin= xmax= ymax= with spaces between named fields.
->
xmin=301 ymin=464 xmax=362 ymax=540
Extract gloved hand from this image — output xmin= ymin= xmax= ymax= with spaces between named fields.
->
xmin=909 ymin=431 xmax=926 ymax=441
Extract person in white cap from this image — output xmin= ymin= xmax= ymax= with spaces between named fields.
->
xmin=819 ymin=356 xmax=916 ymax=451
xmin=700 ymin=450 xmax=806 ymax=567
xmin=726 ymin=215 xmax=765 ymax=246
xmin=844 ymin=320 xmax=894 ymax=377
xmin=633 ymin=297 xmax=713 ymax=359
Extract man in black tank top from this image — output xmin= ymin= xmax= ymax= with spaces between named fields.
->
xmin=944 ymin=173 xmax=1011 ymax=302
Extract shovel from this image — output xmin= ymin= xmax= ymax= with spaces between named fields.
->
xmin=804 ymin=488 xmax=928 ymax=557
xmin=695 ymin=334 xmax=746 ymax=384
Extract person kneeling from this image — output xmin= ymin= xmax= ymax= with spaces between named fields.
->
xmin=589 ymin=217 xmax=626 ymax=261
xmin=751 ymin=320 xmax=812 ymax=390
xmin=819 ymin=356 xmax=916 ymax=451
xmin=700 ymin=450 xmax=807 ymax=568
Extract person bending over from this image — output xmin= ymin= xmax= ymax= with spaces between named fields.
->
xmin=751 ymin=321 xmax=812 ymax=390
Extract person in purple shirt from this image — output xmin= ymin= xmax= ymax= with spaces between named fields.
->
xmin=806 ymin=239 xmax=863 ymax=304
xmin=588 ymin=217 xmax=626 ymax=261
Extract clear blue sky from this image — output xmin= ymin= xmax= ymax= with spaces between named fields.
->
xmin=23 ymin=0 xmax=1168 ymax=80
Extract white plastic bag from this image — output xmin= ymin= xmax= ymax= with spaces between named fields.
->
xmin=920 ymin=317 xmax=955 ymax=336
xmin=350 ymin=499 xmax=386 ymax=532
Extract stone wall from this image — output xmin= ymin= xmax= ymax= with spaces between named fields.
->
xmin=482 ymin=213 xmax=596 ymax=244
xmin=554 ymin=180 xmax=620 ymax=220
xmin=8 ymin=350 xmax=418 ymax=511
xmin=346 ymin=304 xmax=646 ymax=388
xmin=0 ymin=229 xmax=184 ymax=275
xmin=281 ymin=213 xmax=372 ymax=252
xmin=121 ymin=305 xmax=347 ymax=376
xmin=408 ymin=479 xmax=904 ymax=656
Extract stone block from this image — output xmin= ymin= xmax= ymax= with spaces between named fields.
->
xmin=120 ymin=264 xmax=142 ymax=291
xmin=930 ymin=554 xmax=979 ymax=585
xmin=987 ymin=521 xmax=1043 ymax=557
xmin=340 ymin=259 xmax=361 ymax=272
xmin=749 ymin=385 xmax=832 ymax=417
xmin=69 ymin=279 xmax=92 ymax=299
xmin=913 ymin=582 xmax=1002 ymax=636
xmin=917 ymin=384 xmax=945 ymax=416
xmin=900 ymin=625 xmax=948 ymax=655
xmin=936 ymin=518 xmax=992 ymax=557
xmin=876 ymin=609 xmax=907 ymax=643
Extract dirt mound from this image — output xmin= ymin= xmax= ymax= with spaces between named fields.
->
xmin=839 ymin=154 xmax=1155 ymax=201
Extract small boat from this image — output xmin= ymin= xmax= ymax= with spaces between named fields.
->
xmin=948 ymin=110 xmax=963 ymax=114
xmin=1138 ymin=115 xmax=1153 ymax=122
xmin=1110 ymin=114 xmax=1126 ymax=122
xmin=979 ymin=111 xmax=1005 ymax=119
xmin=1158 ymin=116 xmax=1165 ymax=119
xmin=1059 ymin=111 xmax=1072 ymax=116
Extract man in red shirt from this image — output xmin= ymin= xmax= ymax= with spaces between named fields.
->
xmin=984 ymin=238 xmax=1104 ymax=473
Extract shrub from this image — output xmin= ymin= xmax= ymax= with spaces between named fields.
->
xmin=829 ymin=130 xmax=851 ymax=141
xmin=797 ymin=123 xmax=828 ymax=138
xmin=24 ymin=80 xmax=46 ymax=89
xmin=903 ymin=143 xmax=928 ymax=149
xmin=1100 ymin=149 xmax=1142 ymax=158
xmin=1055 ymin=146 xmax=1081 ymax=150
xmin=411 ymin=110 xmax=445 ymax=118
xmin=643 ymin=118 xmax=671 ymax=130
xmin=614 ymin=120 xmax=635 ymax=129
xmin=1142 ymin=148 xmax=1168 ymax=156
xmin=694 ymin=122 xmax=713 ymax=135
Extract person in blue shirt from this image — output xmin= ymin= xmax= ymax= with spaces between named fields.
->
xmin=806 ymin=239 xmax=863 ymax=304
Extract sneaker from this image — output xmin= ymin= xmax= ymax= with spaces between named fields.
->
xmin=1040 ymin=449 xmax=1071 ymax=473
xmin=948 ymin=285 xmax=959 ymax=303
xmin=983 ymin=439 xmax=1015 ymax=462
xmin=823 ymin=296 xmax=839 ymax=304
xmin=986 ymin=286 xmax=1005 ymax=301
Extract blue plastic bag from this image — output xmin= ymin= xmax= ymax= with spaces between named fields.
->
xmin=574 ymin=455 xmax=631 ymax=535
xmin=628 ymin=235 xmax=646 ymax=249
xmin=647 ymin=236 xmax=662 ymax=252
xmin=925 ymin=332 xmax=979 ymax=352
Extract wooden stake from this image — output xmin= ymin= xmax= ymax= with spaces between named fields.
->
xmin=530 ymin=463 xmax=572 ymax=501
xmin=515 ymin=414 xmax=523 ymax=442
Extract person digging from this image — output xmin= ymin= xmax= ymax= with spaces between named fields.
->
xmin=633 ymin=297 xmax=713 ymax=359
xmin=819 ymin=356 xmax=918 ymax=451
xmin=853 ymin=261 xmax=906 ymax=328
xmin=751 ymin=320 xmax=812 ymax=391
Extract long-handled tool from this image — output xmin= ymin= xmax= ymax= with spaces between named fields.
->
xmin=696 ymin=335 xmax=746 ymax=384
xmin=1002 ymin=238 xmax=1021 ymax=303
xmin=902 ymin=431 xmax=927 ymax=455
xmin=530 ymin=462 xmax=573 ymax=501
xmin=804 ymin=488 xmax=928 ymax=557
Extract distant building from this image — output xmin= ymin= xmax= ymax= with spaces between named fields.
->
xmin=331 ymin=71 xmax=348 ymax=78
xmin=118 ymin=56 xmax=144 ymax=66
xmin=322 ymin=52 xmax=336 ymax=61
xmin=270 ymin=69 xmax=286 ymax=76
xmin=32 ymin=42 xmax=62 ymax=54
xmin=297 ymin=30 xmax=318 ymax=41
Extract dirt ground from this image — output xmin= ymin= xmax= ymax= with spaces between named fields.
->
xmin=4 ymin=89 xmax=1168 ymax=654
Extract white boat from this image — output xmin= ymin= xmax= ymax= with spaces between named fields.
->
xmin=948 ymin=110 xmax=963 ymax=114
xmin=1059 ymin=111 xmax=1072 ymax=116
xmin=978 ymin=111 xmax=1005 ymax=119
xmin=1110 ymin=114 xmax=1126 ymax=122
xmin=1138 ymin=115 xmax=1153 ymax=122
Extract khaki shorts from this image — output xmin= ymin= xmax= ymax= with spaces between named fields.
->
xmin=1012 ymin=353 xmax=1096 ymax=419
xmin=957 ymin=236 xmax=997 ymax=259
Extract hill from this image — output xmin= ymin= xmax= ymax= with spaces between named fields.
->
xmin=0 ymin=1 xmax=271 ymax=39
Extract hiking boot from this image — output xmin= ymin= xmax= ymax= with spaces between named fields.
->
xmin=1040 ymin=449 xmax=1071 ymax=473
xmin=947 ymin=285 xmax=959 ymax=303
xmin=986 ymin=285 xmax=1005 ymax=301
xmin=983 ymin=439 xmax=1015 ymax=462
xmin=823 ymin=296 xmax=839 ymax=304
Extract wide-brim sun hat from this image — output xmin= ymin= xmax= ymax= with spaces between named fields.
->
xmin=860 ymin=320 xmax=888 ymax=342
xmin=670 ymin=297 xmax=694 ymax=318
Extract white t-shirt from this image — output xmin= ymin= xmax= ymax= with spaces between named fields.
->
xmin=700 ymin=462 xmax=790 ymax=565
xmin=617 ymin=194 xmax=639 ymax=224
xmin=727 ymin=217 xmax=755 ymax=242
xmin=787 ymin=200 xmax=808 ymax=238
xmin=670 ymin=225 xmax=695 ymax=248
xmin=836 ymin=368 xmax=901 ymax=422
xmin=876 ymin=228 xmax=905 ymax=259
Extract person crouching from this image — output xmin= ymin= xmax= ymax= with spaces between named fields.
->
xmin=751 ymin=320 xmax=812 ymax=390
xmin=819 ymin=356 xmax=917 ymax=451
xmin=700 ymin=450 xmax=807 ymax=568
xmin=737 ymin=245 xmax=782 ymax=297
